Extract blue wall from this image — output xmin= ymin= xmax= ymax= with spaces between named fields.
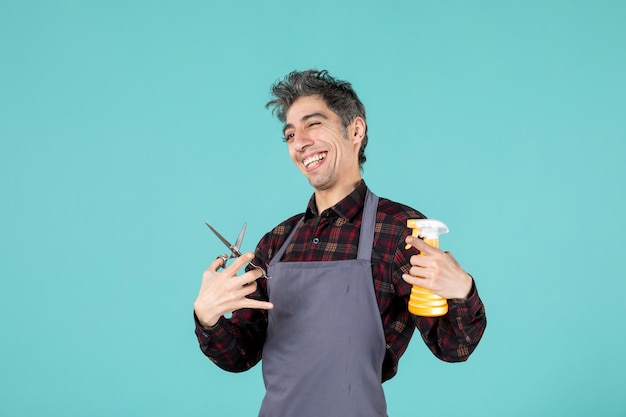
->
xmin=1 ymin=1 xmax=624 ymax=416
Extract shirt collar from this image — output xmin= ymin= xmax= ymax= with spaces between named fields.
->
xmin=304 ymin=180 xmax=368 ymax=222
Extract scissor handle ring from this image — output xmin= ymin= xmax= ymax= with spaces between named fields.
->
xmin=216 ymin=254 xmax=228 ymax=269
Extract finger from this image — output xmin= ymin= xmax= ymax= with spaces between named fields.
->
xmin=409 ymin=254 xmax=429 ymax=267
xmin=402 ymin=273 xmax=431 ymax=289
xmin=235 ymin=267 xmax=263 ymax=286
xmin=240 ymin=279 xmax=258 ymax=296
xmin=241 ymin=298 xmax=274 ymax=311
xmin=408 ymin=255 xmax=432 ymax=272
xmin=209 ymin=256 xmax=226 ymax=271
xmin=405 ymin=236 xmax=430 ymax=250
xmin=406 ymin=236 xmax=441 ymax=255
xmin=231 ymin=277 xmax=262 ymax=296
xmin=408 ymin=264 xmax=433 ymax=279
xmin=222 ymin=252 xmax=255 ymax=276
xmin=217 ymin=254 xmax=229 ymax=268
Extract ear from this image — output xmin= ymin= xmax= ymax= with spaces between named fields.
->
xmin=348 ymin=116 xmax=366 ymax=146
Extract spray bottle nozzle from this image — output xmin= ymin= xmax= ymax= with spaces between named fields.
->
xmin=407 ymin=219 xmax=449 ymax=239
xmin=406 ymin=219 xmax=449 ymax=249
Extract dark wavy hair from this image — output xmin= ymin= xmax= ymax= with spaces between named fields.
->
xmin=265 ymin=69 xmax=368 ymax=167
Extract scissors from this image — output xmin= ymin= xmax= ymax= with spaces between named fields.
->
xmin=205 ymin=222 xmax=271 ymax=279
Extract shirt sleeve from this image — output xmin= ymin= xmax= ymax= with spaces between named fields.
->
xmin=391 ymin=225 xmax=487 ymax=363
xmin=193 ymin=236 xmax=272 ymax=372
xmin=193 ymin=301 xmax=268 ymax=372
xmin=413 ymin=279 xmax=487 ymax=362
xmin=193 ymin=218 xmax=301 ymax=372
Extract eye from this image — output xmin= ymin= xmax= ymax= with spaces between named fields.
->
xmin=283 ymin=132 xmax=295 ymax=142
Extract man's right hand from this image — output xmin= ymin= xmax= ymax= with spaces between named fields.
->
xmin=193 ymin=252 xmax=273 ymax=328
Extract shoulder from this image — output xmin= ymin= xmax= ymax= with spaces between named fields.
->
xmin=376 ymin=196 xmax=427 ymax=226
xmin=267 ymin=213 xmax=304 ymax=238
xmin=371 ymin=194 xmax=427 ymax=252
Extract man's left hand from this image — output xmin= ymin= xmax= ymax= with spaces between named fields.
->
xmin=402 ymin=236 xmax=473 ymax=300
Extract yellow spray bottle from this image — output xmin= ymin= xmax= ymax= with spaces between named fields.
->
xmin=405 ymin=219 xmax=449 ymax=317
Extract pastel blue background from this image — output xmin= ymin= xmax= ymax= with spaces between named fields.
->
xmin=1 ymin=1 xmax=624 ymax=416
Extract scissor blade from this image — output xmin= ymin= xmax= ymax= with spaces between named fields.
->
xmin=205 ymin=222 xmax=242 ymax=256
xmin=234 ymin=222 xmax=246 ymax=252
xmin=205 ymin=222 xmax=270 ymax=279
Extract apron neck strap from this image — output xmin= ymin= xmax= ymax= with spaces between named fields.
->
xmin=357 ymin=189 xmax=379 ymax=261
xmin=270 ymin=188 xmax=379 ymax=264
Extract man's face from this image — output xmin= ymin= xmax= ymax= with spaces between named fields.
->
xmin=283 ymin=95 xmax=364 ymax=192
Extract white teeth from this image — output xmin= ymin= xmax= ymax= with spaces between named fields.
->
xmin=303 ymin=153 xmax=326 ymax=168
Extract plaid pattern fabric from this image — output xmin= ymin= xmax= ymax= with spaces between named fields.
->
xmin=195 ymin=181 xmax=486 ymax=381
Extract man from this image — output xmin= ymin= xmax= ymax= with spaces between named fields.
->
xmin=194 ymin=69 xmax=486 ymax=417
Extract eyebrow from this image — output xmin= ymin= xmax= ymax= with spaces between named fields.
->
xmin=283 ymin=112 xmax=329 ymax=135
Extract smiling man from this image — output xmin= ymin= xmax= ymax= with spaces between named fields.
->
xmin=283 ymin=94 xmax=365 ymax=210
xmin=193 ymin=69 xmax=487 ymax=417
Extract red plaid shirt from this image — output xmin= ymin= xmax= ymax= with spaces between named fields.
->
xmin=195 ymin=181 xmax=486 ymax=382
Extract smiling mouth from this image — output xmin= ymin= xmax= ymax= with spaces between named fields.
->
xmin=303 ymin=152 xmax=327 ymax=168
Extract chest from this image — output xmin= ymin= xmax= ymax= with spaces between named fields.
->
xmin=281 ymin=215 xmax=361 ymax=262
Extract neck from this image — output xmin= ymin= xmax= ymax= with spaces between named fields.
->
xmin=314 ymin=178 xmax=362 ymax=213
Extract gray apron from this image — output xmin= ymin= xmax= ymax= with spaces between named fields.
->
xmin=260 ymin=190 xmax=388 ymax=417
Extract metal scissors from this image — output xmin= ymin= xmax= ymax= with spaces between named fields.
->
xmin=205 ymin=222 xmax=271 ymax=279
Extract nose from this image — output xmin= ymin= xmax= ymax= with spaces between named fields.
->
xmin=291 ymin=128 xmax=313 ymax=152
